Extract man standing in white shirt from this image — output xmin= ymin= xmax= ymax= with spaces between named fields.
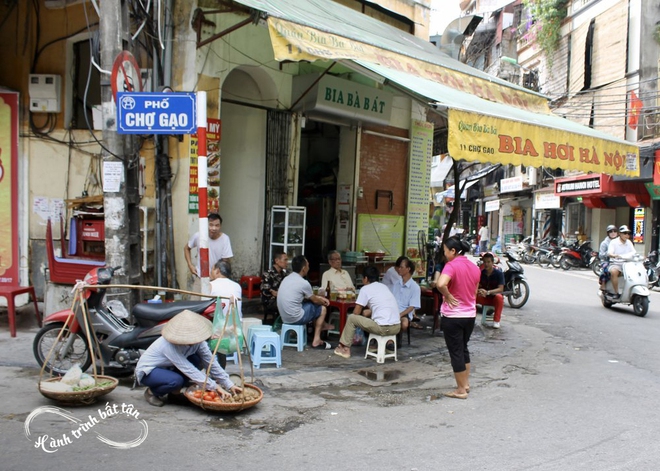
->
xmin=184 ymin=213 xmax=233 ymax=295
xmin=478 ymin=225 xmax=489 ymax=254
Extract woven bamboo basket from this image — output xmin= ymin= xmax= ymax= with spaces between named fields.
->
xmin=184 ymin=383 xmax=263 ymax=412
xmin=38 ymin=375 xmax=119 ymax=405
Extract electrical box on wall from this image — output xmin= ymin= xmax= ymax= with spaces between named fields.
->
xmin=29 ymin=74 xmax=61 ymax=113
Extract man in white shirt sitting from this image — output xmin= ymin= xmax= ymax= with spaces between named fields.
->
xmin=334 ymin=265 xmax=401 ymax=359
xmin=210 ymin=260 xmax=243 ymax=318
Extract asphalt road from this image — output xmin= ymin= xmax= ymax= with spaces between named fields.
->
xmin=2 ymin=264 xmax=660 ymax=470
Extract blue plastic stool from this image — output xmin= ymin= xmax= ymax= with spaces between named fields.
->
xmin=225 ymin=352 xmax=239 ymax=364
xmin=480 ymin=304 xmax=495 ymax=325
xmin=280 ymin=323 xmax=307 ymax=352
xmin=247 ymin=325 xmax=272 ymax=352
xmin=250 ymin=331 xmax=282 ymax=368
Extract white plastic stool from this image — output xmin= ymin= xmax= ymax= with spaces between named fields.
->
xmin=480 ymin=305 xmax=495 ymax=326
xmin=242 ymin=318 xmax=263 ymax=341
xmin=250 ymin=331 xmax=282 ymax=368
xmin=247 ymin=325 xmax=272 ymax=352
xmin=364 ymin=333 xmax=397 ymax=364
xmin=280 ymin=323 xmax=307 ymax=352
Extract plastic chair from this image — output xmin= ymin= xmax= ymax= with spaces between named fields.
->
xmin=364 ymin=333 xmax=397 ymax=364
xmin=247 ymin=325 xmax=272 ymax=352
xmin=250 ymin=331 xmax=282 ymax=368
xmin=480 ymin=305 xmax=495 ymax=325
xmin=280 ymin=323 xmax=307 ymax=352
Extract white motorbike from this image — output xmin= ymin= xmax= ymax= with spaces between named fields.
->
xmin=599 ymin=255 xmax=650 ymax=317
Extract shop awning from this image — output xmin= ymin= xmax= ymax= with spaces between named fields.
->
xmin=228 ymin=0 xmax=639 ymax=177
xmin=354 ymin=62 xmax=640 ymax=177
xmin=441 ymin=179 xmax=478 ymax=199
xmin=231 ymin=0 xmax=550 ymax=114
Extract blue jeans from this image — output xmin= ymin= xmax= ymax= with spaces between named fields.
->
xmin=292 ymin=301 xmax=322 ymax=325
xmin=140 ymin=354 xmax=202 ymax=397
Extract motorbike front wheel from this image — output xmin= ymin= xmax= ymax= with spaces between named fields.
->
xmin=507 ymin=279 xmax=530 ymax=308
xmin=537 ymin=253 xmax=551 ymax=268
xmin=559 ymin=256 xmax=572 ymax=271
xmin=632 ymin=295 xmax=649 ymax=317
xmin=33 ymin=323 xmax=93 ymax=375
xmin=551 ymin=254 xmax=562 ymax=269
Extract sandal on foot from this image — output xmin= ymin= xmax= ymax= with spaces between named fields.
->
xmin=312 ymin=341 xmax=332 ymax=350
xmin=443 ymin=391 xmax=468 ymax=400
xmin=334 ymin=347 xmax=350 ymax=359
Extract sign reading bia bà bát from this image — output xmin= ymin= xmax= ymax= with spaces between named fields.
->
xmin=292 ymin=73 xmax=393 ymax=125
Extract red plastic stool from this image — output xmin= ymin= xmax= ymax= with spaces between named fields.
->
xmin=0 ymin=285 xmax=41 ymax=337
xmin=240 ymin=276 xmax=261 ymax=299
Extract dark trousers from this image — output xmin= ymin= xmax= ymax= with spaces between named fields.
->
xmin=141 ymin=354 xmax=202 ymax=397
xmin=262 ymin=298 xmax=279 ymax=325
xmin=441 ymin=316 xmax=475 ymax=373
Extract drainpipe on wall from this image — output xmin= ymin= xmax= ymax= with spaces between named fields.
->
xmin=351 ymin=123 xmax=362 ymax=250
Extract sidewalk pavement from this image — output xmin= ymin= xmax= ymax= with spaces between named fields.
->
xmin=0 ymin=302 xmax=502 ymax=393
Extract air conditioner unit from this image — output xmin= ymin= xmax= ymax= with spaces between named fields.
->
xmin=527 ymin=167 xmax=538 ymax=185
xmin=29 ymin=74 xmax=61 ymax=113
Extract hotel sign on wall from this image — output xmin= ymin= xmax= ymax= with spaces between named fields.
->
xmin=554 ymin=176 xmax=602 ymax=195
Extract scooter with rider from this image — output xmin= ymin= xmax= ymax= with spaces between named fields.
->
xmin=599 ymin=225 xmax=650 ymax=317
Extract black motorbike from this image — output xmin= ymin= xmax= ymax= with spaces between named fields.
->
xmin=645 ymin=250 xmax=660 ymax=289
xmin=501 ymin=251 xmax=530 ymax=308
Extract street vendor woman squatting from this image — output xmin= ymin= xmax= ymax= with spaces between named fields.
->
xmin=135 ymin=310 xmax=242 ymax=407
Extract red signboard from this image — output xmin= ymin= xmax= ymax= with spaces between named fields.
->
xmin=0 ymin=92 xmax=19 ymax=285
xmin=654 ymin=150 xmax=660 ymax=186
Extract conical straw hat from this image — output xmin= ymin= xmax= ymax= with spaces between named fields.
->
xmin=162 ymin=310 xmax=213 ymax=345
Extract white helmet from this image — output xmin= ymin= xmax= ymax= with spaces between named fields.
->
xmin=618 ymin=225 xmax=631 ymax=234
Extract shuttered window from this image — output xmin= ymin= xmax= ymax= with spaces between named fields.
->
xmin=568 ymin=21 xmax=590 ymax=94
xmin=591 ymin=1 xmax=628 ymax=88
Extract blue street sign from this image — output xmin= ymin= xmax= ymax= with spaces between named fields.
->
xmin=116 ymin=92 xmax=196 ymax=134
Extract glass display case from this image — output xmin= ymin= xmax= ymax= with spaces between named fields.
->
xmin=269 ymin=205 xmax=306 ymax=265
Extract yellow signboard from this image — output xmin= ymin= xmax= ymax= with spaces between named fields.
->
xmin=267 ymin=17 xmax=550 ymax=114
xmin=447 ymin=110 xmax=639 ymax=177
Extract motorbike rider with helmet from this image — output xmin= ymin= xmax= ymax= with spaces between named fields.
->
xmin=607 ymin=225 xmax=636 ymax=298
xmin=598 ymin=225 xmax=618 ymax=290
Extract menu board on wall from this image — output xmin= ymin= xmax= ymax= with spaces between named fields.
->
xmin=189 ymin=118 xmax=221 ymax=214
xmin=405 ymin=120 xmax=434 ymax=255
xmin=356 ymin=214 xmax=404 ymax=256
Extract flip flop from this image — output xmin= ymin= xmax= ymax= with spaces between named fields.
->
xmin=312 ymin=341 xmax=332 ymax=350
xmin=443 ymin=391 xmax=468 ymax=400
xmin=410 ymin=322 xmax=424 ymax=330
xmin=333 ymin=348 xmax=350 ymax=359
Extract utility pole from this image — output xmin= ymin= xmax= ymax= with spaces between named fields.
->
xmin=100 ymin=2 xmax=132 ymax=306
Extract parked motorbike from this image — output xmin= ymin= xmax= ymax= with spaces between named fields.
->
xmin=644 ymin=250 xmax=660 ymax=289
xmin=559 ymin=240 xmax=596 ymax=271
xmin=33 ymin=267 xmax=217 ymax=375
xmin=599 ymin=254 xmax=650 ymax=317
xmin=500 ymin=251 xmax=530 ymax=308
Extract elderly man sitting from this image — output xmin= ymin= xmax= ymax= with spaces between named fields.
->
xmin=334 ymin=266 xmax=401 ymax=359
xmin=321 ymin=250 xmax=355 ymax=291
